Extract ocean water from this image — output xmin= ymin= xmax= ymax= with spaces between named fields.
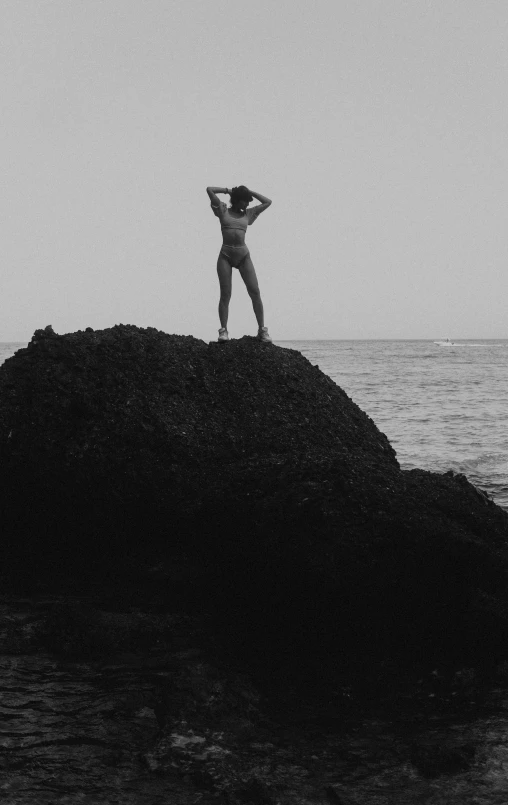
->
xmin=277 ymin=339 xmax=508 ymax=511
xmin=2 ymin=339 xmax=507 ymax=510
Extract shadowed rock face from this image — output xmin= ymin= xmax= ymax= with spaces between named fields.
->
xmin=1 ymin=324 xmax=508 ymax=676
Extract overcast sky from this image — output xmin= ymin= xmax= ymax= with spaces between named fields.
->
xmin=2 ymin=0 xmax=507 ymax=341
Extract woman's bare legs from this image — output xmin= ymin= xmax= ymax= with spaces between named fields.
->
xmin=238 ymin=255 xmax=264 ymax=329
xmin=217 ymin=255 xmax=232 ymax=329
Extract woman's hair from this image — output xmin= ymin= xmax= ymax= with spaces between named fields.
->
xmin=230 ymin=185 xmax=253 ymax=207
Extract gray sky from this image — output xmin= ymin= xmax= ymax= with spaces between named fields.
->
xmin=2 ymin=0 xmax=507 ymax=341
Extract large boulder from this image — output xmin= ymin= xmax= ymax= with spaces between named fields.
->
xmin=1 ymin=324 xmax=508 ymax=676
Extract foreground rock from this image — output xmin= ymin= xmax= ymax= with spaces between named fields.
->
xmin=6 ymin=596 xmax=505 ymax=805
xmin=1 ymin=324 xmax=508 ymax=681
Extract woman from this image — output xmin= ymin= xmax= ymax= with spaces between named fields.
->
xmin=206 ymin=184 xmax=272 ymax=342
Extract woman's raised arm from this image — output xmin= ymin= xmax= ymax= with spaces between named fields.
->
xmin=206 ymin=186 xmax=230 ymax=206
xmin=246 ymin=190 xmax=272 ymax=223
xmin=249 ymin=190 xmax=272 ymax=206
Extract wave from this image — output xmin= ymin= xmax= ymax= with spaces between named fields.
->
xmin=434 ymin=342 xmax=504 ymax=348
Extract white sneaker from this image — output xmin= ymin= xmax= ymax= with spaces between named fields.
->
xmin=257 ymin=326 xmax=272 ymax=343
xmin=218 ymin=328 xmax=229 ymax=342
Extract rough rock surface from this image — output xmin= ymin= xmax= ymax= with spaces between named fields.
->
xmin=1 ymin=324 xmax=508 ymax=679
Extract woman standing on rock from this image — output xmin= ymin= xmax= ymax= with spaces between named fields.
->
xmin=206 ymin=185 xmax=272 ymax=343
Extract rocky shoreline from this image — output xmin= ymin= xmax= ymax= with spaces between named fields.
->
xmin=3 ymin=593 xmax=506 ymax=804
xmin=2 ymin=324 xmax=508 ymax=801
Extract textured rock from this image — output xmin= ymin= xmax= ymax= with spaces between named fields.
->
xmin=1 ymin=324 xmax=508 ymax=676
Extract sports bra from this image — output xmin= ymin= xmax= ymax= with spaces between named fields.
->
xmin=211 ymin=201 xmax=259 ymax=231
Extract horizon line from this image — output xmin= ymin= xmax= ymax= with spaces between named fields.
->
xmin=1 ymin=336 xmax=508 ymax=344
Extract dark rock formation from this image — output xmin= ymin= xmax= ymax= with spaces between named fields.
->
xmin=1 ymin=324 xmax=508 ymax=680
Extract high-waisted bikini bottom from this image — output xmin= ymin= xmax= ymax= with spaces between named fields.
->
xmin=219 ymin=243 xmax=250 ymax=268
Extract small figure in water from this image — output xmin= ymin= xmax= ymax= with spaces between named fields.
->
xmin=206 ymin=184 xmax=272 ymax=342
